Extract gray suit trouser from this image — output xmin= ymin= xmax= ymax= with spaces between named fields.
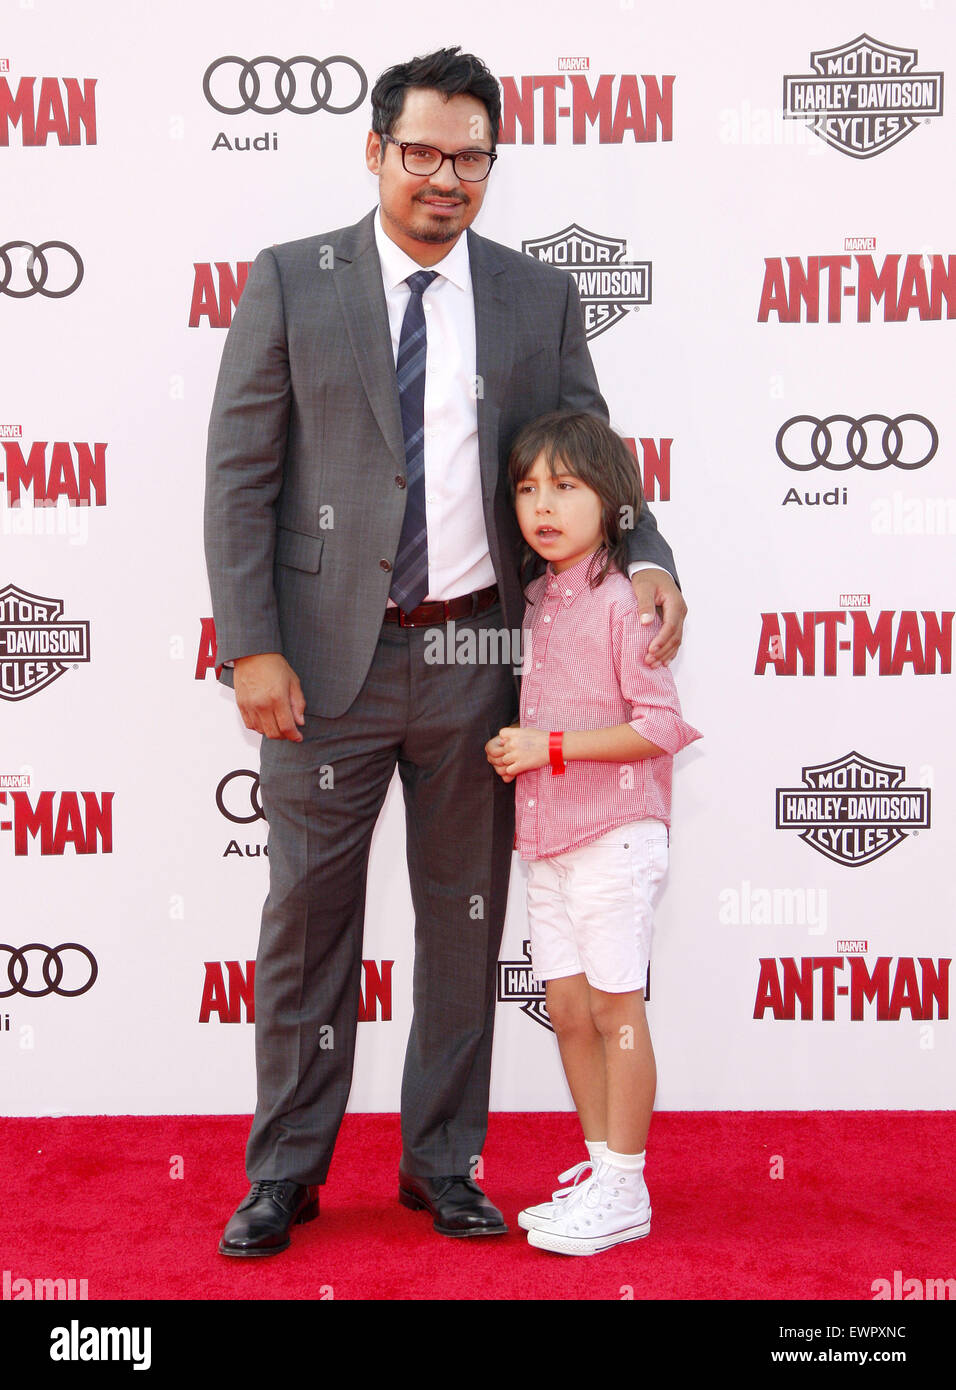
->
xmin=245 ymin=602 xmax=517 ymax=1184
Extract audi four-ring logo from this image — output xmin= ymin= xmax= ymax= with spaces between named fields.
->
xmin=0 ymin=242 xmax=84 ymax=298
xmin=776 ymin=415 xmax=938 ymax=471
xmin=203 ymin=55 xmax=368 ymax=116
xmin=1 ymin=943 xmax=98 ymax=997
xmin=216 ymin=769 xmax=264 ymax=824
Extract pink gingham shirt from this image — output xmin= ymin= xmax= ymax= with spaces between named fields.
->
xmin=515 ymin=554 xmax=702 ymax=860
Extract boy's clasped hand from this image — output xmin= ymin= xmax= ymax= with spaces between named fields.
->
xmin=486 ymin=727 xmax=549 ymax=781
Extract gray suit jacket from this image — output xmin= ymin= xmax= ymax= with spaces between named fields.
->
xmin=204 ymin=208 xmax=676 ymax=717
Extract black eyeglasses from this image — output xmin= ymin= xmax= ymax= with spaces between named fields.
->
xmin=380 ymin=134 xmax=497 ymax=182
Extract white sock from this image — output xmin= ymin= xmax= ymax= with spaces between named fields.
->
xmin=585 ymin=1139 xmax=607 ymax=1163
xmin=604 ymin=1147 xmax=645 ymax=1173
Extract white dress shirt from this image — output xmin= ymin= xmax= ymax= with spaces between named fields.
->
xmin=374 ymin=210 xmax=497 ymax=602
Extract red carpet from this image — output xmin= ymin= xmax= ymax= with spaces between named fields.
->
xmin=2 ymin=1112 xmax=953 ymax=1302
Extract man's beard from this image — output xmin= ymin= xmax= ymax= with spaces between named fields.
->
xmin=413 ymin=222 xmax=462 ymax=243
xmin=386 ymin=193 xmax=469 ymax=244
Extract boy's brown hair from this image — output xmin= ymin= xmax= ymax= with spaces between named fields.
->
xmin=507 ymin=410 xmax=644 ymax=588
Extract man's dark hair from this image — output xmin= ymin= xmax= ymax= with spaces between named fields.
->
xmin=371 ymin=47 xmax=501 ymax=149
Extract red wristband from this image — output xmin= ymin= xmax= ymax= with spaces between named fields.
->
xmin=549 ymin=731 xmax=566 ymax=775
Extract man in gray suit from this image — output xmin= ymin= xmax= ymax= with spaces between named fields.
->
xmin=205 ymin=47 xmax=685 ymax=1255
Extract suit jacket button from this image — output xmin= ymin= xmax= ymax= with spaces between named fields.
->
xmin=380 ymin=559 xmax=392 ymax=572
xmin=395 ymin=476 xmax=406 ymax=489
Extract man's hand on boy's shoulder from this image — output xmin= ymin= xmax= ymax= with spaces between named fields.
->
xmin=630 ymin=568 xmax=687 ymax=667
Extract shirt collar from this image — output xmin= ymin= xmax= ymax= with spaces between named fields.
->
xmin=545 ymin=550 xmax=607 ymax=606
xmin=374 ymin=207 xmax=471 ymax=293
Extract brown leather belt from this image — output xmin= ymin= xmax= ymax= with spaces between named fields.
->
xmin=383 ymin=584 xmax=499 ymax=628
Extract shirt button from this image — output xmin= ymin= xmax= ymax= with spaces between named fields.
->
xmin=527 ymin=707 xmax=535 ymax=716
xmin=543 ymin=615 xmax=551 ymax=623
xmin=565 ymin=589 xmax=573 ymax=597
xmin=527 ymin=800 xmax=535 ymax=808
xmin=536 ymin=662 xmax=542 ymax=669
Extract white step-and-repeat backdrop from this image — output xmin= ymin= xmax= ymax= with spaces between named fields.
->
xmin=3 ymin=0 xmax=953 ymax=1117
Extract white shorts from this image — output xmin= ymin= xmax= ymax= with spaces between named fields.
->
xmin=526 ymin=820 xmax=668 ymax=994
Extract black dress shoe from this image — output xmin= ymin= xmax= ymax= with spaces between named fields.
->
xmin=398 ymin=1172 xmax=508 ymax=1236
xmin=218 ymin=1180 xmax=319 ymax=1257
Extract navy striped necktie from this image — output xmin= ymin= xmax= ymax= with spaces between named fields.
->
xmin=390 ymin=269 xmax=438 ymax=614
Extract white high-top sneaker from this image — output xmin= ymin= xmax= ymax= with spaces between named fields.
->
xmin=526 ymin=1161 xmax=652 ymax=1255
xmin=516 ymin=1160 xmax=595 ymax=1233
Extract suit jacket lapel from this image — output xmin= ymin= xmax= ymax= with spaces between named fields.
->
xmin=331 ymin=216 xmax=516 ymax=490
xmin=469 ymin=229 xmax=515 ymax=498
xmin=332 ymin=210 xmax=406 ymax=471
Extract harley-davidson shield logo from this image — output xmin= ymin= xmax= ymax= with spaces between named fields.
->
xmin=522 ymin=224 xmax=651 ymax=339
xmin=783 ymin=34 xmax=944 ymax=159
xmin=776 ymin=751 xmax=930 ymax=867
xmin=498 ymin=941 xmax=552 ymax=1030
xmin=0 ymin=583 xmax=91 ymax=701
xmin=498 ymin=940 xmax=650 ymax=1030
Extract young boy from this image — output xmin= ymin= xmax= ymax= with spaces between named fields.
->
xmin=486 ymin=410 xmax=701 ymax=1255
